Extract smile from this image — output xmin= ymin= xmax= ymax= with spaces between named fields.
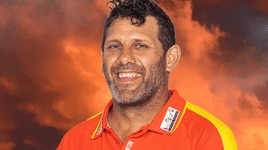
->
xmin=118 ymin=72 xmax=142 ymax=78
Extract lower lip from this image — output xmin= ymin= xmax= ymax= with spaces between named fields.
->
xmin=118 ymin=77 xmax=140 ymax=82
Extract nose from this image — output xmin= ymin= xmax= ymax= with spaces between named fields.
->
xmin=117 ymin=48 xmax=135 ymax=65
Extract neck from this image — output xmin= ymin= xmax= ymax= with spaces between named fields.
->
xmin=108 ymin=88 xmax=170 ymax=142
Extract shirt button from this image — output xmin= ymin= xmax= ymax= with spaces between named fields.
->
xmin=115 ymin=140 xmax=120 ymax=145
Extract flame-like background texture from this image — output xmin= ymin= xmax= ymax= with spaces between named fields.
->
xmin=0 ymin=0 xmax=267 ymax=149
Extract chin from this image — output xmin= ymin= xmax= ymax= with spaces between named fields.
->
xmin=116 ymin=98 xmax=149 ymax=108
xmin=113 ymin=92 xmax=152 ymax=108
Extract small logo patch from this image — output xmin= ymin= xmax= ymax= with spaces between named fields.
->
xmin=160 ymin=107 xmax=179 ymax=132
xmin=125 ymin=140 xmax=134 ymax=150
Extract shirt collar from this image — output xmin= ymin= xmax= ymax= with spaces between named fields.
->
xmin=91 ymin=100 xmax=113 ymax=139
xmin=91 ymin=90 xmax=186 ymax=139
xmin=148 ymin=90 xmax=186 ymax=134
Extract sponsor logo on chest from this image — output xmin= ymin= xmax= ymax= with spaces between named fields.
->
xmin=160 ymin=107 xmax=179 ymax=132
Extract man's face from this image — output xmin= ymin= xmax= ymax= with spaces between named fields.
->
xmin=102 ymin=16 xmax=168 ymax=106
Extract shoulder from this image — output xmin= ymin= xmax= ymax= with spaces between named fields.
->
xmin=181 ymin=101 xmax=237 ymax=149
xmin=69 ymin=112 xmax=102 ymax=136
xmin=57 ymin=112 xmax=103 ymax=149
xmin=183 ymin=102 xmax=232 ymax=134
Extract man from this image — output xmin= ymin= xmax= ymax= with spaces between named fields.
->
xmin=57 ymin=0 xmax=237 ymax=149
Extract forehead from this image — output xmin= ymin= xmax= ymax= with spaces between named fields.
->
xmin=106 ymin=16 xmax=159 ymax=41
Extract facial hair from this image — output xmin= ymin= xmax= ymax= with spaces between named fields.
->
xmin=103 ymin=55 xmax=168 ymax=108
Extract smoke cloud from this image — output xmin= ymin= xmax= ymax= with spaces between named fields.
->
xmin=0 ymin=0 xmax=267 ymax=149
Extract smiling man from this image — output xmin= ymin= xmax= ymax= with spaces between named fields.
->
xmin=57 ymin=0 xmax=237 ymax=149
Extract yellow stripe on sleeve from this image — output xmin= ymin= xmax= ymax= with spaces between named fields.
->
xmin=87 ymin=112 xmax=102 ymax=120
xmin=186 ymin=101 xmax=238 ymax=150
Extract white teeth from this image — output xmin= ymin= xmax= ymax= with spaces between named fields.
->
xmin=118 ymin=73 xmax=142 ymax=78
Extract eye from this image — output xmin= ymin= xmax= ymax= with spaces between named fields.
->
xmin=134 ymin=43 xmax=149 ymax=49
xmin=106 ymin=44 xmax=122 ymax=50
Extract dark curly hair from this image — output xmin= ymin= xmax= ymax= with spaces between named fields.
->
xmin=101 ymin=0 xmax=176 ymax=53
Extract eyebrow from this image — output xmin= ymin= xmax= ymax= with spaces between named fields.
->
xmin=105 ymin=38 xmax=152 ymax=45
xmin=133 ymin=39 xmax=148 ymax=43
xmin=105 ymin=39 xmax=121 ymax=43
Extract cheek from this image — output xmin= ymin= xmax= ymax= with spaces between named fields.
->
xmin=102 ymin=63 xmax=113 ymax=83
xmin=143 ymin=55 xmax=166 ymax=76
xmin=139 ymin=55 xmax=161 ymax=68
xmin=102 ymin=55 xmax=116 ymax=75
xmin=103 ymin=52 xmax=118 ymax=64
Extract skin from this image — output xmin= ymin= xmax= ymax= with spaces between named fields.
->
xmin=102 ymin=16 xmax=181 ymax=143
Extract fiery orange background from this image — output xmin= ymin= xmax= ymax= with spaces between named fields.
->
xmin=0 ymin=0 xmax=267 ymax=149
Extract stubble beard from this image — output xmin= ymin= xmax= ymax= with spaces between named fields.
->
xmin=103 ymin=56 xmax=167 ymax=108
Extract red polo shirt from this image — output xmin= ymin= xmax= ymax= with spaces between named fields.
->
xmin=57 ymin=90 xmax=237 ymax=150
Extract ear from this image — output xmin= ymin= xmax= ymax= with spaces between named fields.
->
xmin=165 ymin=44 xmax=181 ymax=72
